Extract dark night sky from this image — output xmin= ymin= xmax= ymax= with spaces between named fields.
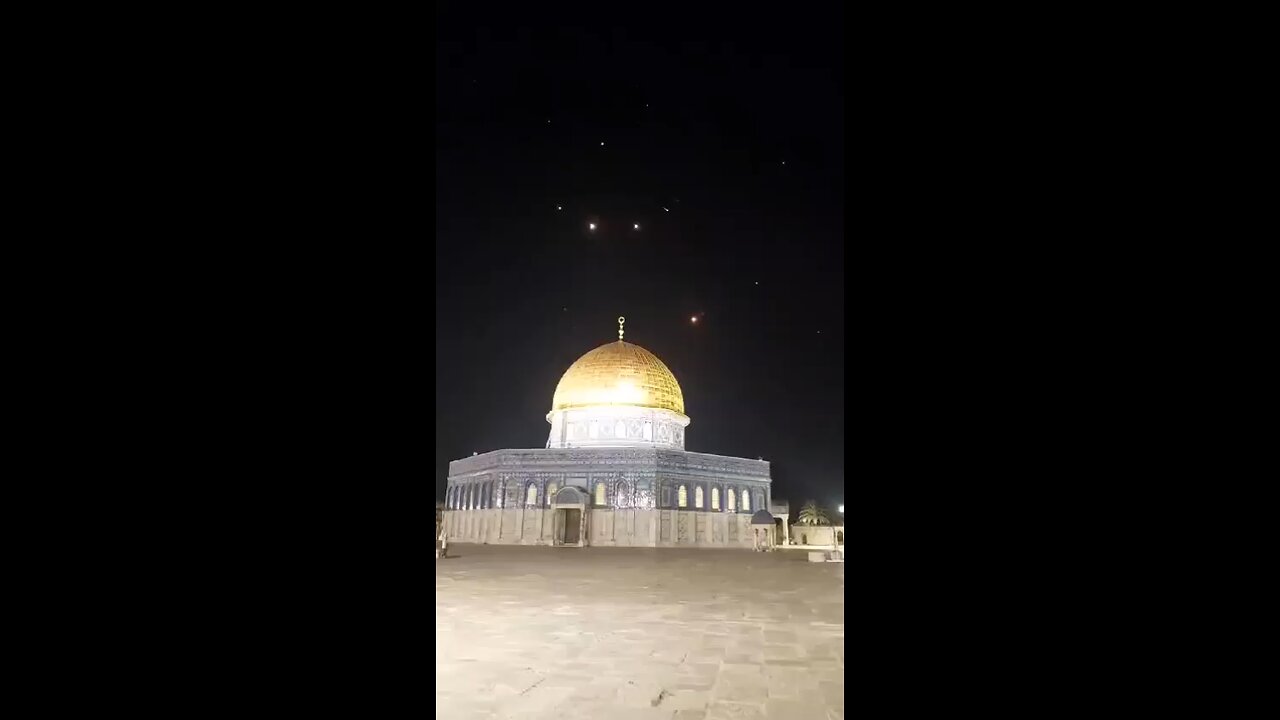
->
xmin=435 ymin=9 xmax=844 ymax=510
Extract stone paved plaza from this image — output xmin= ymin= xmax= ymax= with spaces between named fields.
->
xmin=436 ymin=544 xmax=844 ymax=720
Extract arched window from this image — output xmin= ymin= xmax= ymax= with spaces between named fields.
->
xmin=546 ymin=482 xmax=558 ymax=506
xmin=615 ymin=420 xmax=625 ymax=438
xmin=643 ymin=422 xmax=652 ymax=441
xmin=595 ymin=482 xmax=606 ymax=506
xmin=711 ymin=487 xmax=720 ymax=510
xmin=589 ymin=420 xmax=599 ymax=439
xmin=678 ymin=485 xmax=688 ymax=508
xmin=615 ymin=481 xmax=631 ymax=508
xmin=741 ymin=489 xmax=751 ymax=512
xmin=727 ymin=488 xmax=736 ymax=512
xmin=695 ymin=486 xmax=704 ymax=509
xmin=754 ymin=491 xmax=764 ymax=512
xmin=526 ymin=483 xmax=537 ymax=506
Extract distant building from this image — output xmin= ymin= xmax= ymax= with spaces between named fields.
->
xmin=442 ymin=319 xmax=773 ymax=547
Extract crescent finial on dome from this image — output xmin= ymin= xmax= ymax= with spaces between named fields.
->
xmin=618 ymin=316 xmax=625 ymax=341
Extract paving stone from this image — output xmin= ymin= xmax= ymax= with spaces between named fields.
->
xmin=675 ymin=678 xmax=717 ymax=692
xmin=718 ymin=662 xmax=766 ymax=678
xmin=762 ymin=658 xmax=811 ymax=667
xmin=495 ymin=684 xmax=572 ymax=716
xmin=763 ymin=631 xmax=797 ymax=644
xmin=806 ymin=659 xmax=842 ymax=675
xmin=561 ymin=706 xmax=680 ymax=720
xmin=765 ymin=698 xmax=827 ymax=717
xmin=762 ymin=644 xmax=801 ymax=661
xmin=706 ymin=701 xmax=768 ymax=720
xmin=819 ymin=680 xmax=844 ymax=711
xmin=660 ymin=688 xmax=712 ymax=711
xmin=763 ymin=667 xmax=819 ymax=699
xmin=700 ymin=635 xmax=731 ymax=650
xmin=688 ymin=646 xmax=727 ymax=662
xmin=810 ymin=666 xmax=844 ymax=683
xmin=711 ymin=674 xmax=768 ymax=704
xmin=679 ymin=662 xmax=722 ymax=679
xmin=436 ymin=545 xmax=843 ymax=720
xmin=615 ymin=680 xmax=669 ymax=708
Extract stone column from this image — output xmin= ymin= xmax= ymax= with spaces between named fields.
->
xmin=782 ymin=517 xmax=790 ymax=545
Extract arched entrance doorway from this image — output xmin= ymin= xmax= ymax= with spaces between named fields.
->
xmin=551 ymin=486 xmax=588 ymax=547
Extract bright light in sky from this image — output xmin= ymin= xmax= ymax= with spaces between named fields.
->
xmin=633 ymin=223 xmax=640 ymax=229
xmin=588 ymin=223 xmax=596 ymax=230
xmin=690 ymin=316 xmax=697 ymax=323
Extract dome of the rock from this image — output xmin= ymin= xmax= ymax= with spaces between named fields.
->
xmin=446 ymin=316 xmax=775 ymax=551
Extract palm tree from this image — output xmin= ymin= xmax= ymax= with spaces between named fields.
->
xmin=796 ymin=500 xmax=829 ymax=526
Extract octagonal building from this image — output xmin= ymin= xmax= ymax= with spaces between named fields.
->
xmin=443 ymin=319 xmax=773 ymax=547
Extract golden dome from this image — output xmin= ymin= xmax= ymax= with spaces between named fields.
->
xmin=551 ymin=341 xmax=685 ymax=414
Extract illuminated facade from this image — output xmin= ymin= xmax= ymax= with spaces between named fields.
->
xmin=443 ymin=318 xmax=772 ymax=548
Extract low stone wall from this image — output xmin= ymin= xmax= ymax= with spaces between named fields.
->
xmin=789 ymin=525 xmax=846 ymax=547
xmin=442 ymin=508 xmax=758 ymax=548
